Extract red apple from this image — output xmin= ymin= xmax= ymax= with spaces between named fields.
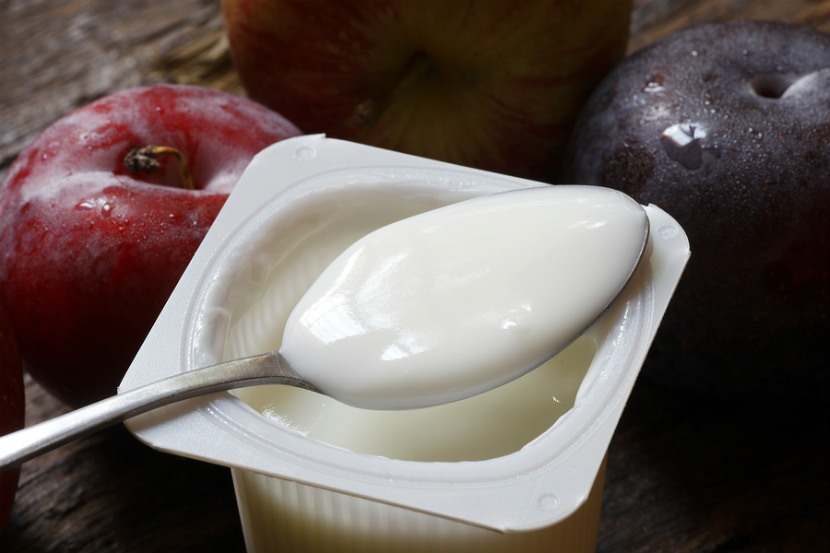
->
xmin=0 ymin=84 xmax=301 ymax=406
xmin=222 ymin=0 xmax=631 ymax=182
xmin=0 ymin=304 xmax=24 ymax=532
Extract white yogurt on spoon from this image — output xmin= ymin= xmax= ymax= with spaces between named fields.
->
xmin=280 ymin=185 xmax=649 ymax=410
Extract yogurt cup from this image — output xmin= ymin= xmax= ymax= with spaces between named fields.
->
xmin=120 ymin=135 xmax=690 ymax=552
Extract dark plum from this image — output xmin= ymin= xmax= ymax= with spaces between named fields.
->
xmin=563 ymin=20 xmax=830 ymax=399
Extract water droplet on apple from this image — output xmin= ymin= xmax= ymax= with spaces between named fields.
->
xmin=660 ymin=122 xmax=706 ymax=170
xmin=77 ymin=200 xmax=95 ymax=210
xmin=644 ymin=81 xmax=664 ymax=93
xmin=644 ymin=74 xmax=664 ymax=93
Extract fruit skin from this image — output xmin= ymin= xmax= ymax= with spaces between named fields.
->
xmin=563 ymin=20 xmax=830 ymax=398
xmin=222 ymin=0 xmax=631 ymax=182
xmin=0 ymin=304 xmax=24 ymax=532
xmin=0 ymin=84 xmax=301 ymax=406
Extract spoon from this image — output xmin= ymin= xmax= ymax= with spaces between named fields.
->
xmin=0 ymin=186 xmax=649 ymax=472
xmin=0 ymin=350 xmax=319 ymax=471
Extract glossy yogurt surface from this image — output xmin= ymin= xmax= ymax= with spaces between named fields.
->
xmin=280 ymin=186 xmax=648 ymax=410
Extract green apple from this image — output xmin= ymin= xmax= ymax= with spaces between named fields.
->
xmin=222 ymin=0 xmax=631 ymax=181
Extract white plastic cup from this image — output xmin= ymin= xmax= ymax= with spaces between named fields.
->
xmin=232 ymin=457 xmax=607 ymax=553
xmin=121 ymin=136 xmax=689 ymax=553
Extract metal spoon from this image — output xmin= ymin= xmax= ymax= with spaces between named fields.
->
xmin=0 ymin=256 xmax=645 ymax=473
xmin=0 ymin=188 xmax=650 ymax=473
xmin=0 ymin=351 xmax=319 ymax=472
xmin=0 ymin=256 xmax=643 ymax=473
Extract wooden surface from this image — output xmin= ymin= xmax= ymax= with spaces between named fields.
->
xmin=1 ymin=1 xmax=828 ymax=552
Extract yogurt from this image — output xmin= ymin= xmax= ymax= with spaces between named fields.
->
xmin=280 ymin=185 xmax=649 ymax=410
xmin=120 ymin=136 xmax=689 ymax=539
xmin=240 ymin=334 xmax=596 ymax=462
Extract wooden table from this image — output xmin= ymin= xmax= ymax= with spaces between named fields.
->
xmin=2 ymin=1 xmax=828 ymax=551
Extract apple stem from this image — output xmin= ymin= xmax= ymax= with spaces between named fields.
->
xmin=123 ymin=145 xmax=195 ymax=190
xmin=354 ymin=51 xmax=433 ymax=126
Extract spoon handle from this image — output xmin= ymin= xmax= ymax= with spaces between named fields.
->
xmin=0 ymin=350 xmax=316 ymax=472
